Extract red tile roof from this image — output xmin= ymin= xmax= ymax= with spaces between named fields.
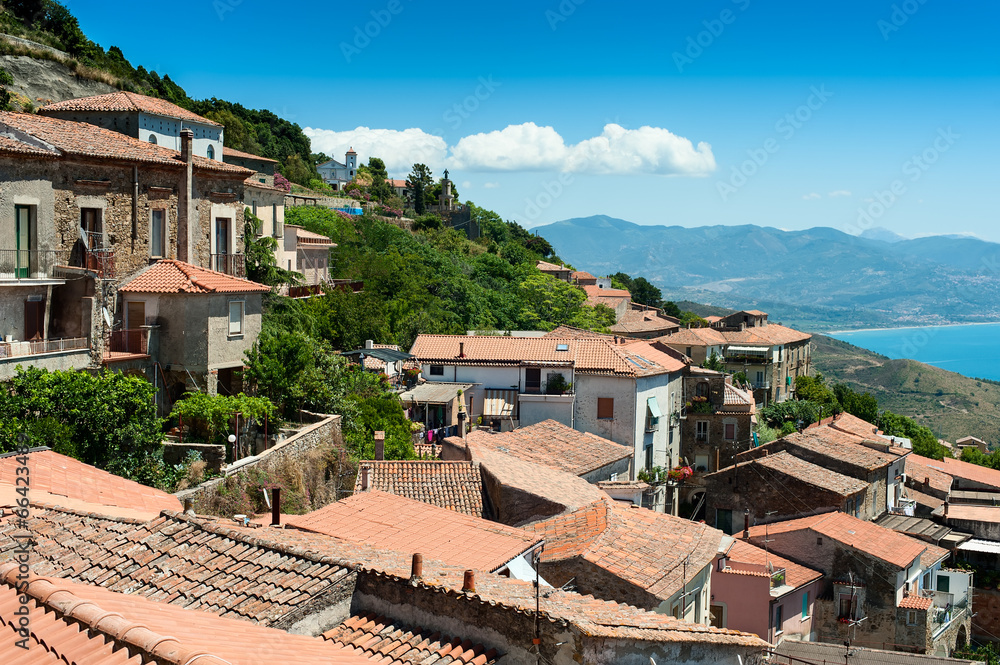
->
xmin=353 ymin=460 xmax=487 ymax=517
xmin=917 ymin=455 xmax=1000 ymax=491
xmin=824 ymin=412 xmax=882 ymax=438
xmin=526 ymin=498 xmax=724 ymax=601
xmin=324 ymin=611 xmax=499 ymax=665
xmin=609 ymin=307 xmax=680 ymax=335
xmin=0 ymin=507 xmax=355 ymax=626
xmin=0 ymin=449 xmax=180 ymax=519
xmin=906 ymin=455 xmax=954 ymax=495
xmin=40 ymin=91 xmax=222 ymax=126
xmin=544 ymin=325 xmax=621 ymax=340
xmin=223 ymin=145 xmax=278 ymax=162
xmin=284 ymin=490 xmax=540 ymax=573
xmin=464 ymin=420 xmax=631 ymax=477
xmin=748 ymin=512 xmax=928 ymax=569
xmin=582 ymin=283 xmax=631 ymax=299
xmin=0 ymin=112 xmax=248 ymax=175
xmin=119 ymin=259 xmax=271 ymax=294
xmin=720 ymin=324 xmax=811 ymax=345
xmin=751 ymin=451 xmax=869 ymax=496
xmin=0 ymin=133 xmax=59 ymax=157
xmin=656 ymin=326 xmax=729 ymax=346
xmin=409 ymin=334 xmax=684 ymax=377
xmin=942 ymin=504 xmax=1000 ymax=524
xmin=387 ymin=179 xmax=409 ymax=188
xmin=0 ymin=564 xmax=373 ymax=665
xmin=572 ymin=270 xmax=596 ymax=280
xmin=782 ymin=426 xmax=901 ymax=471
xmin=722 ymin=539 xmax=822 ymax=591
xmin=536 ymin=260 xmax=569 ymax=272
xmin=899 ymin=594 xmax=934 ymax=610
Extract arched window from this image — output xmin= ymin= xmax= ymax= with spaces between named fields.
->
xmin=207 ymin=145 xmax=215 ymax=160
xmin=148 ymin=134 xmax=157 ymax=144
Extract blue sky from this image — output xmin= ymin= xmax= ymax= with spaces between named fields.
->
xmin=67 ymin=0 xmax=999 ymax=239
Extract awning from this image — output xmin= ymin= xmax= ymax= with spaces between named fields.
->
xmin=726 ymin=346 xmax=769 ymax=354
xmin=400 ymin=382 xmax=477 ymax=405
xmin=957 ymin=538 xmax=1000 ymax=554
xmin=647 ymin=396 xmax=662 ymax=419
xmin=483 ymin=389 xmax=516 ymax=417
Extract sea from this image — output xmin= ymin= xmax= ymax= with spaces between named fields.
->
xmin=827 ymin=323 xmax=1000 ymax=382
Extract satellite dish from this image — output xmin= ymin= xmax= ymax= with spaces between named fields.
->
xmin=103 ymin=307 xmax=112 ymax=327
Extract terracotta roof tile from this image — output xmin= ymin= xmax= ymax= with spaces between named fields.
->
xmin=656 ymin=326 xmax=729 ymax=347
xmin=543 ymin=325 xmax=621 ymax=340
xmin=0 ymin=507 xmax=353 ymax=626
xmin=899 ymin=594 xmax=934 ymax=610
xmin=723 ymin=382 xmax=755 ymax=408
xmin=824 ymin=412 xmax=882 ymax=438
xmin=323 ymin=611 xmax=499 ymax=665
xmin=285 ymin=490 xmax=540 ymax=573
xmin=750 ymin=451 xmax=869 ymax=496
xmin=721 ymin=324 xmax=811 ymax=345
xmin=119 ymin=259 xmax=271 ymax=294
xmin=915 ymin=455 xmax=1000 ymax=491
xmin=0 ymin=133 xmax=58 ymax=157
xmin=0 ymin=564 xmax=373 ymax=665
xmin=582 ymin=284 xmax=631 ymax=299
xmin=747 ymin=512 xmax=927 ymax=569
xmin=223 ymin=145 xmax=278 ymax=162
xmin=535 ymin=260 xmax=569 ymax=272
xmin=905 ymin=456 xmax=954 ymax=494
xmin=722 ymin=539 xmax=822 ymax=590
xmin=0 ymin=449 xmax=180 ymax=519
xmin=609 ymin=307 xmax=680 ymax=335
xmin=782 ymin=426 xmax=901 ymax=472
xmin=0 ymin=112 xmax=248 ymax=175
xmin=941 ymin=504 xmax=1000 ymax=524
xmin=40 ymin=91 xmax=222 ymax=126
xmin=409 ymin=334 xmax=684 ymax=377
xmin=464 ymin=420 xmax=631 ymax=477
xmin=354 ymin=461 xmax=486 ymax=517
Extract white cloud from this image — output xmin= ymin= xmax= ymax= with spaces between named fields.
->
xmin=302 ymin=126 xmax=448 ymax=174
xmin=483 ymin=181 xmax=500 ymax=189
xmin=461 ymin=180 xmax=472 ymax=189
xmin=564 ymin=124 xmax=715 ymax=175
xmin=802 ymin=192 xmax=822 ymax=200
xmin=449 ymin=122 xmax=714 ymax=175
xmin=450 ymin=122 xmax=567 ymax=171
xmin=828 ymin=190 xmax=852 ymax=198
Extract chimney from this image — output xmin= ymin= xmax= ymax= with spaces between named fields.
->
xmin=462 ymin=570 xmax=476 ymax=593
xmin=177 ymin=128 xmax=194 ymax=263
xmin=743 ymin=509 xmax=750 ymax=539
xmin=270 ymin=487 xmax=281 ymax=527
xmin=374 ymin=431 xmax=385 ymax=461
xmin=410 ymin=553 xmax=423 ymax=581
xmin=365 ymin=339 xmax=374 ymax=349
xmin=944 ymin=500 xmax=949 ymax=517
xmin=458 ymin=341 xmax=466 ymax=358
xmin=360 ymin=466 xmax=370 ymax=491
xmin=183 ymin=497 xmax=195 ymax=515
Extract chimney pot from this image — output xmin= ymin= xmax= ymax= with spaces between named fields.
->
xmin=411 ymin=553 xmax=423 ymax=581
xmin=743 ymin=509 xmax=750 ymax=539
xmin=459 ymin=341 xmax=465 ymax=358
xmin=183 ymin=497 xmax=194 ymax=515
xmin=944 ymin=500 xmax=949 ymax=517
xmin=462 ymin=569 xmax=476 ymax=593
xmin=180 ymin=128 xmax=194 ymax=165
xmin=270 ymin=487 xmax=281 ymax=527
xmin=361 ymin=466 xmax=370 ymax=491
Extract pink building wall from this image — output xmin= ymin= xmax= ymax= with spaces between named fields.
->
xmin=711 ymin=567 xmax=770 ymax=639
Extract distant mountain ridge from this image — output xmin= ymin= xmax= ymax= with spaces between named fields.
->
xmin=536 ymin=215 xmax=1000 ymax=330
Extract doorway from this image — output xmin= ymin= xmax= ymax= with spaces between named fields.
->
xmin=127 ymin=301 xmax=146 ymax=329
xmin=15 ymin=205 xmax=32 ymax=278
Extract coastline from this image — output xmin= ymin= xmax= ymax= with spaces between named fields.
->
xmin=823 ymin=321 xmax=1000 ymax=335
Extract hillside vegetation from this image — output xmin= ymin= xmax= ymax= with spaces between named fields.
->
xmin=811 ymin=334 xmax=1000 ymax=447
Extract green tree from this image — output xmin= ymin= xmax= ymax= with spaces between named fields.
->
xmin=702 ymin=351 xmax=725 ymax=371
xmin=408 ymin=164 xmax=433 ymax=215
xmin=794 ymin=373 xmax=838 ymax=408
xmin=661 ymin=301 xmax=682 ymax=318
xmin=629 ymin=277 xmax=662 ymax=308
xmin=281 ymin=153 xmax=313 ymax=186
xmin=243 ymin=210 xmax=299 ymax=287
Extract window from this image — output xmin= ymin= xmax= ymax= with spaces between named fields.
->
xmin=695 ymin=382 xmax=708 ymax=397
xmin=272 ymin=204 xmax=279 ymax=237
xmin=429 ymin=365 xmax=444 ymax=376
xmin=150 ymin=209 xmax=166 ymax=258
xmin=755 ymin=371 xmax=764 ymax=385
xmin=716 ymin=508 xmax=733 ymax=534
xmin=686 ymin=346 xmax=693 ymax=357
xmin=923 ymin=571 xmax=932 ymax=591
xmin=14 ymin=204 xmax=34 ymax=278
xmin=695 ymin=454 xmax=709 ymax=472
xmin=774 ymin=605 xmax=783 ymax=634
xmin=597 ymin=398 xmax=614 ymax=420
xmin=645 ymin=444 xmax=653 ymax=470
xmin=525 ymin=367 xmax=541 ymax=394
xmin=148 ymin=134 xmax=157 ymax=144
xmin=696 ymin=420 xmax=709 ymax=442
xmin=801 ymin=592 xmax=810 ymax=619
xmin=937 ymin=575 xmax=950 ymax=593
xmin=838 ymin=595 xmax=856 ymax=620
xmin=907 ymin=610 xmax=918 ymax=626
xmin=646 ymin=396 xmax=661 ymax=431
xmin=252 ymin=201 xmax=257 ymax=218
xmin=228 ymin=301 xmax=244 ymax=335
xmin=207 ymin=145 xmax=215 ymax=160
xmin=724 ymin=423 xmax=736 ymax=441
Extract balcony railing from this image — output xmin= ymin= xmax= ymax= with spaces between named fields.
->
xmin=0 ymin=337 xmax=89 ymax=359
xmin=0 ymin=249 xmax=69 ymax=280
xmin=211 ymin=253 xmax=246 ymax=278
xmin=103 ymin=328 xmax=149 ymax=360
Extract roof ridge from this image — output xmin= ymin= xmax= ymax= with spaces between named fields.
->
xmin=21 ymin=500 xmax=150 ymax=524
xmin=0 ymin=562 xmax=226 ymax=665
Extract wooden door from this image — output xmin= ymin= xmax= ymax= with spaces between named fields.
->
xmin=24 ymin=300 xmax=44 ymax=340
xmin=127 ymin=301 xmax=145 ymax=329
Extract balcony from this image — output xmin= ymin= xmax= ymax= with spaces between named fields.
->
xmin=103 ymin=328 xmax=149 ymax=362
xmin=0 ymin=249 xmax=68 ymax=281
xmin=211 ymin=253 xmax=246 ymax=278
xmin=0 ymin=337 xmax=89 ymax=359
xmin=82 ymin=231 xmax=114 ymax=278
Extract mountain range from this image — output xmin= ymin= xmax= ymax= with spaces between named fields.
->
xmin=535 ymin=216 xmax=1000 ymax=330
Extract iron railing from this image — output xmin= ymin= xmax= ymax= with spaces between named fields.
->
xmin=104 ymin=328 xmax=148 ymax=359
xmin=211 ymin=253 xmax=246 ymax=278
xmin=0 ymin=337 xmax=89 ymax=359
xmin=0 ymin=249 xmax=68 ymax=279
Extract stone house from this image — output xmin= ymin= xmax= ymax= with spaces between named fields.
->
xmin=657 ymin=325 xmax=728 ymax=366
xmin=408 ymin=334 xmax=688 ymax=502
xmin=711 ymin=537 xmax=824 ymax=644
xmin=747 ymin=512 xmax=972 ymax=656
xmin=536 ymin=259 xmax=573 ymax=282
xmin=609 ymin=302 xmax=681 ymax=338
xmin=117 ymin=259 xmax=269 ymax=399
xmin=0 ymin=111 xmax=250 ymax=378
xmin=678 ymin=367 xmax=755 ymax=510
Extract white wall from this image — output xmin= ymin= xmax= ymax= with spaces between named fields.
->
xmin=138 ymin=113 xmax=224 ymax=160
xmin=574 ymin=373 xmax=637 ymax=450
xmin=634 ymin=372 xmax=683 ymax=473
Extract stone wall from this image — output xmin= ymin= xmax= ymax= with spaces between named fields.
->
xmin=163 ymin=442 xmax=226 ymax=473
xmin=480 ymin=465 xmax=565 ymax=527
xmin=539 ymin=556 xmax=660 ymax=611
xmin=176 ymin=411 xmax=342 ymax=506
xmin=973 ymin=587 xmax=1000 ymax=644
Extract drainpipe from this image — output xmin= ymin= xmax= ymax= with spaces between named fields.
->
xmin=178 ymin=129 xmax=194 ymax=263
